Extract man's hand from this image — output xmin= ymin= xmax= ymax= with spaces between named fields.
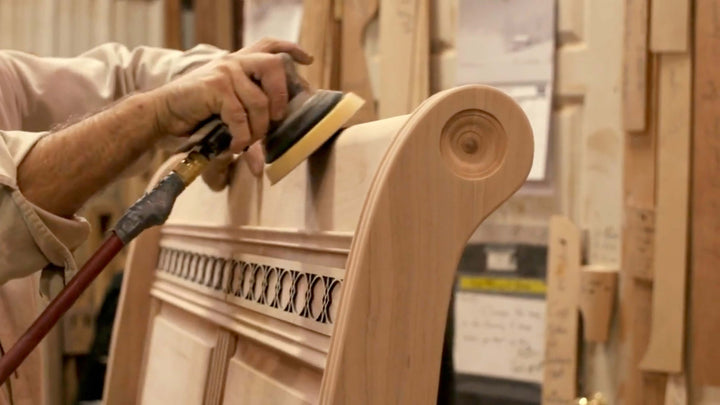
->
xmin=152 ymin=40 xmax=312 ymax=152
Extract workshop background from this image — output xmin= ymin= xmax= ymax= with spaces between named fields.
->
xmin=0 ymin=0 xmax=715 ymax=404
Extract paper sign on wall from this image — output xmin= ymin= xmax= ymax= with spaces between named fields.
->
xmin=455 ymin=0 xmax=555 ymax=181
xmin=454 ymin=292 xmax=546 ymax=383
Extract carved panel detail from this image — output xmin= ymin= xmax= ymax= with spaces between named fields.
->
xmin=156 ymin=247 xmax=345 ymax=327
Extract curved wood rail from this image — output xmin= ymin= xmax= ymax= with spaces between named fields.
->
xmin=320 ymin=85 xmax=534 ymax=404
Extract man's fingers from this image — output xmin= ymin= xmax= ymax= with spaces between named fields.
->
xmin=231 ymin=67 xmax=271 ymax=146
xmin=247 ymin=38 xmax=314 ymax=65
xmin=218 ymin=94 xmax=253 ymax=153
xmin=243 ymin=141 xmax=265 ymax=176
xmin=256 ymin=55 xmax=289 ymax=121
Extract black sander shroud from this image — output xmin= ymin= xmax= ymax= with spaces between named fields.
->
xmin=183 ymin=52 xmax=364 ymax=184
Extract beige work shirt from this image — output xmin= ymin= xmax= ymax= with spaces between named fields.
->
xmin=0 ymin=42 xmax=225 ymax=405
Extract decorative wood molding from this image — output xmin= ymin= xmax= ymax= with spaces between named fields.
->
xmin=156 ymin=248 xmax=344 ymax=336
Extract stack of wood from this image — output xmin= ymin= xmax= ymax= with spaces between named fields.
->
xmin=620 ymin=0 xmax=703 ymax=402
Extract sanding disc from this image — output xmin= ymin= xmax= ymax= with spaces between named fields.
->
xmin=264 ymin=90 xmax=344 ymax=163
xmin=266 ymin=92 xmax=365 ymax=184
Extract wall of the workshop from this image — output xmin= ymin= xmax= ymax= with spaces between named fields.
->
xmin=425 ymin=0 xmax=625 ymax=402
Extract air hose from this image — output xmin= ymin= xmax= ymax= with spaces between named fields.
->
xmin=0 ymin=118 xmax=233 ymax=385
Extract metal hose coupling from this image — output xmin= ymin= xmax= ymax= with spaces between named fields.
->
xmin=114 ymin=118 xmax=232 ymax=244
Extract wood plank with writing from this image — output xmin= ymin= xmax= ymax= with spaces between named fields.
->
xmin=640 ymin=53 xmax=691 ymax=374
xmin=378 ymin=0 xmax=429 ymax=117
xmin=624 ymin=206 xmax=654 ymax=281
xmin=621 ymin=52 xmax=667 ymax=404
xmin=579 ymin=265 xmax=618 ymax=343
xmin=542 ymin=216 xmax=581 ymax=405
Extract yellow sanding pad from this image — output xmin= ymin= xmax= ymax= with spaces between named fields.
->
xmin=266 ymin=92 xmax=365 ymax=184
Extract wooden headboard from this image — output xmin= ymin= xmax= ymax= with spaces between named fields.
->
xmin=103 ymin=84 xmax=534 ymax=405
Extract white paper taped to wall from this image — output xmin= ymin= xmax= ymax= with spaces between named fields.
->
xmin=454 ymin=291 xmax=546 ymax=383
xmin=455 ymin=0 xmax=555 ymax=181
xmin=243 ymin=0 xmax=304 ymax=46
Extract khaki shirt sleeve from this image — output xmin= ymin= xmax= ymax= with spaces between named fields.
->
xmin=0 ymin=42 xmax=227 ymax=131
xmin=0 ymin=43 xmax=227 ymax=284
xmin=0 ymin=130 xmax=88 ymax=285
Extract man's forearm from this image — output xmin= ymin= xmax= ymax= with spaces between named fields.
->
xmin=17 ymin=92 xmax=162 ymax=217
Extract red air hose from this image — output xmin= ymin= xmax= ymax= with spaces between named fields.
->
xmin=0 ymin=234 xmax=124 ymax=384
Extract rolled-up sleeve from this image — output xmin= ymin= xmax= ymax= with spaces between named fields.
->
xmin=0 ymin=129 xmax=88 ymax=284
xmin=0 ymin=42 xmax=227 ymax=284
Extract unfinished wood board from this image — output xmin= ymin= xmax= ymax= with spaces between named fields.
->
xmin=621 ymin=53 xmax=666 ymax=403
xmin=341 ymin=0 xmax=378 ymax=124
xmin=691 ymin=0 xmax=720 ymax=386
xmin=195 ymin=0 xmax=234 ymax=49
xmin=298 ymin=0 xmax=337 ymax=89
xmin=164 ymin=0 xmax=182 ymax=49
xmin=622 ymin=0 xmax=649 ymax=131
xmin=541 ymin=216 xmax=581 ymax=405
xmin=0 ymin=0 xmax=12 ymax=49
xmin=640 ymin=53 xmax=691 ymax=374
xmin=222 ymin=338 xmax=321 ymax=404
xmin=378 ymin=0 xmax=430 ymax=117
xmin=579 ymin=266 xmax=618 ymax=343
xmin=649 ymin=0 xmax=690 ymax=52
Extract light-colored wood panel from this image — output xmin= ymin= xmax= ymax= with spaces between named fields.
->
xmin=168 ymin=116 xmax=404 ymax=234
xmin=649 ymin=0 xmax=690 ymax=52
xmin=224 ymin=358 xmax=311 ymax=405
xmin=622 ymin=0 xmax=648 ymax=131
xmin=542 ymin=216 xmax=581 ymax=404
xmin=641 ymin=53 xmax=691 ymax=374
xmin=223 ymin=338 xmax=322 ymax=404
xmin=139 ymin=315 xmax=214 ymax=404
xmin=150 ymin=278 xmax=330 ymax=370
